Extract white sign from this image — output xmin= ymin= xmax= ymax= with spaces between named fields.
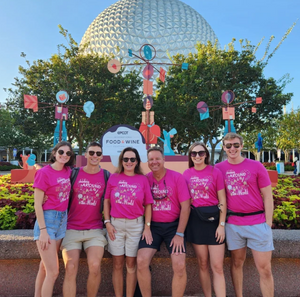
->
xmin=101 ymin=124 xmax=147 ymax=167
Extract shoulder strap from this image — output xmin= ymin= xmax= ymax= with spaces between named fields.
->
xmin=68 ymin=167 xmax=80 ymax=211
xmin=100 ymin=169 xmax=110 ymax=214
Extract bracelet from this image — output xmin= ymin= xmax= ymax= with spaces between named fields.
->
xmin=39 ymin=227 xmax=47 ymax=230
xmin=104 ymin=220 xmax=111 ymax=225
xmin=176 ymin=232 xmax=184 ymax=238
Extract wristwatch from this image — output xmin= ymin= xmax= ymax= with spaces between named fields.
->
xmin=220 ymin=222 xmax=225 ymax=227
xmin=146 ymin=222 xmax=151 ymax=227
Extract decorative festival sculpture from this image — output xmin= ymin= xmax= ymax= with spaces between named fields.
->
xmin=197 ymin=91 xmax=262 ymax=136
xmin=11 ymin=153 xmax=37 ymax=184
xmin=108 ymin=43 xmax=187 ymax=154
xmin=158 ymin=128 xmax=178 ymax=156
xmin=24 ymin=91 xmax=95 ymax=146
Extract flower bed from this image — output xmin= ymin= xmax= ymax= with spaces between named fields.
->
xmin=1 ymin=174 xmax=300 ymax=230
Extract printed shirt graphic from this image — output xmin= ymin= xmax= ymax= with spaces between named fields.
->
xmin=215 ymin=159 xmax=271 ymax=225
xmin=183 ymin=166 xmax=224 ymax=207
xmin=147 ymin=169 xmax=190 ymax=223
xmin=105 ymin=173 xmax=153 ymax=219
xmin=67 ymin=168 xmax=105 ymax=230
xmin=33 ymin=165 xmax=71 ymax=212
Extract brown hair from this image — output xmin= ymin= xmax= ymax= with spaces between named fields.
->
xmin=116 ymin=147 xmax=143 ymax=175
xmin=147 ymin=146 xmax=164 ymax=158
xmin=86 ymin=141 xmax=102 ymax=152
xmin=49 ymin=141 xmax=74 ymax=167
xmin=223 ymin=132 xmax=243 ymax=145
xmin=188 ymin=142 xmax=210 ymax=168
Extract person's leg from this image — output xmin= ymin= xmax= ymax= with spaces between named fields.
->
xmin=230 ymin=247 xmax=247 ymax=297
xmin=208 ymin=245 xmax=226 ymax=297
xmin=171 ymin=254 xmax=186 ymax=297
xmin=34 ymin=260 xmax=46 ymax=297
xmin=126 ymin=256 xmax=138 ymax=297
xmin=252 ymin=250 xmax=274 ymax=297
xmin=112 ymin=255 xmax=125 ymax=297
xmin=192 ymin=244 xmax=211 ymax=297
xmin=86 ymin=246 xmax=104 ymax=297
xmin=36 ymin=239 xmax=62 ymax=297
xmin=62 ymin=249 xmax=81 ymax=297
xmin=137 ymin=248 xmax=157 ymax=297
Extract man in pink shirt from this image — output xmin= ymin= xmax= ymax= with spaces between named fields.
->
xmin=137 ymin=147 xmax=191 ymax=297
xmin=215 ymin=133 xmax=274 ymax=297
xmin=61 ymin=142 xmax=109 ymax=297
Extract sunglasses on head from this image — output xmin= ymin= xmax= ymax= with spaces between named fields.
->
xmin=88 ymin=151 xmax=102 ymax=157
xmin=58 ymin=150 xmax=72 ymax=156
xmin=191 ymin=151 xmax=206 ymax=158
xmin=224 ymin=143 xmax=241 ymax=149
xmin=123 ymin=157 xmax=137 ymax=163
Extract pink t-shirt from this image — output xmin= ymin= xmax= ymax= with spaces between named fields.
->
xmin=183 ymin=166 xmax=224 ymax=207
xmin=215 ymin=159 xmax=271 ymax=225
xmin=33 ymin=165 xmax=71 ymax=212
xmin=147 ymin=169 xmax=190 ymax=223
xmin=67 ymin=168 xmax=106 ymax=230
xmin=105 ymin=173 xmax=153 ymax=219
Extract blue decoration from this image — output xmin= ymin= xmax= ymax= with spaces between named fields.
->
xmin=27 ymin=154 xmax=36 ymax=166
xmin=54 ymin=120 xmax=60 ymax=146
xmin=181 ymin=63 xmax=189 ymax=70
xmin=158 ymin=128 xmax=177 ymax=156
xmin=144 ymin=45 xmax=152 ymax=60
xmin=83 ymin=101 xmax=95 ymax=118
xmin=255 ymin=133 xmax=263 ymax=152
xmin=200 ymin=108 xmax=209 ymax=120
xmin=128 ymin=49 xmax=133 ymax=57
xmin=224 ymin=120 xmax=236 ymax=136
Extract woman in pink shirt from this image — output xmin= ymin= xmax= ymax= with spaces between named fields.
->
xmin=33 ymin=141 xmax=74 ymax=297
xmin=104 ymin=147 xmax=153 ymax=297
xmin=183 ymin=142 xmax=227 ymax=297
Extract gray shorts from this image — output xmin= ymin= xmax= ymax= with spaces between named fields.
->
xmin=226 ymin=223 xmax=274 ymax=252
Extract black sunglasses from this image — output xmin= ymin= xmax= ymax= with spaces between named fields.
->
xmin=58 ymin=150 xmax=72 ymax=156
xmin=88 ymin=151 xmax=102 ymax=156
xmin=191 ymin=151 xmax=206 ymax=157
xmin=224 ymin=143 xmax=241 ymax=149
xmin=151 ymin=180 xmax=168 ymax=200
xmin=123 ymin=157 xmax=137 ymax=163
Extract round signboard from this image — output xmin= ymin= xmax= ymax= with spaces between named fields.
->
xmin=197 ymin=101 xmax=208 ymax=114
xmin=143 ymin=64 xmax=154 ymax=80
xmin=143 ymin=96 xmax=153 ymax=110
xmin=139 ymin=44 xmax=156 ymax=61
xmin=221 ymin=90 xmax=235 ymax=104
xmin=107 ymin=59 xmax=121 ymax=73
xmin=56 ymin=90 xmax=69 ymax=104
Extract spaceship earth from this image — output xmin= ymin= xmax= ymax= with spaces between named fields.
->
xmin=81 ymin=0 xmax=218 ymax=74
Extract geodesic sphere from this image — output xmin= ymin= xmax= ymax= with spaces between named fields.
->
xmin=81 ymin=0 xmax=218 ymax=76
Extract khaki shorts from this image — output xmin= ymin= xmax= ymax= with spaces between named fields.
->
xmin=107 ymin=216 xmax=144 ymax=257
xmin=61 ymin=229 xmax=107 ymax=251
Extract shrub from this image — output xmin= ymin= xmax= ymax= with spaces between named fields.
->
xmin=0 ymin=205 xmax=17 ymax=230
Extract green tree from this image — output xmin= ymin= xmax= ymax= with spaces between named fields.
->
xmin=154 ymin=33 xmax=294 ymax=161
xmin=5 ymin=26 xmax=143 ymax=154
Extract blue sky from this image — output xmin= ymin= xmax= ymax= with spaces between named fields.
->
xmin=0 ymin=0 xmax=299 ymax=111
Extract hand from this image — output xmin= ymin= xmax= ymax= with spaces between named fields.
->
xmin=39 ymin=230 xmax=51 ymax=251
xmin=266 ymin=221 xmax=273 ymax=228
xmin=106 ymin=223 xmax=117 ymax=241
xmin=142 ymin=227 xmax=153 ymax=245
xmin=170 ymin=235 xmax=185 ymax=255
xmin=215 ymin=226 xmax=225 ymax=243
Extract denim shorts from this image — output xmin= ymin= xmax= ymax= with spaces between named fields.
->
xmin=33 ymin=210 xmax=68 ymax=241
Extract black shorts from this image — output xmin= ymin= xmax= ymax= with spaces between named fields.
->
xmin=138 ymin=219 xmax=186 ymax=254
xmin=186 ymin=206 xmax=225 ymax=245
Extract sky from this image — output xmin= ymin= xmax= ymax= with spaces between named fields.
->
xmin=0 ymin=0 xmax=299 ymax=111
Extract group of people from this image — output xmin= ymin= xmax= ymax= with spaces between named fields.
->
xmin=33 ymin=132 xmax=274 ymax=297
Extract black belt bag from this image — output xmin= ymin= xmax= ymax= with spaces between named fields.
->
xmin=191 ymin=205 xmax=220 ymax=222
xmin=227 ymin=209 xmax=264 ymax=217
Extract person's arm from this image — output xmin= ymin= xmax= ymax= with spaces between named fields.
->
xmin=215 ymin=188 xmax=227 ymax=243
xmin=261 ymin=185 xmax=274 ymax=227
xmin=34 ymin=188 xmax=51 ymax=250
xmin=103 ymin=199 xmax=117 ymax=240
xmin=170 ymin=199 xmax=191 ymax=254
xmin=142 ymin=204 xmax=153 ymax=245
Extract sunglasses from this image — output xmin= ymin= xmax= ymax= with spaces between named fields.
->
xmin=151 ymin=180 xmax=168 ymax=200
xmin=88 ymin=151 xmax=102 ymax=157
xmin=123 ymin=157 xmax=137 ymax=163
xmin=224 ymin=143 xmax=241 ymax=149
xmin=191 ymin=151 xmax=206 ymax=158
xmin=58 ymin=150 xmax=72 ymax=156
